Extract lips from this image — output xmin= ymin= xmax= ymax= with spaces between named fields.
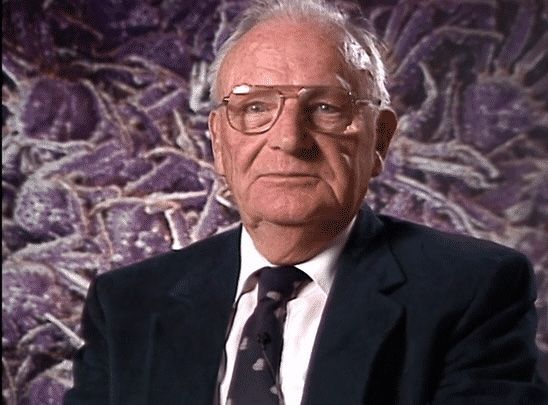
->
xmin=255 ymin=173 xmax=321 ymax=187
xmin=259 ymin=172 xmax=318 ymax=178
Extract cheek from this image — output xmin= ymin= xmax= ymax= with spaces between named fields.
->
xmin=218 ymin=125 xmax=265 ymax=187
xmin=217 ymin=122 xmax=242 ymax=173
xmin=320 ymin=138 xmax=375 ymax=195
xmin=220 ymin=142 xmax=241 ymax=183
xmin=322 ymin=137 xmax=368 ymax=176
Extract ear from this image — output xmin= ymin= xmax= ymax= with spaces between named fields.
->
xmin=208 ymin=110 xmax=226 ymax=176
xmin=372 ymin=108 xmax=397 ymax=177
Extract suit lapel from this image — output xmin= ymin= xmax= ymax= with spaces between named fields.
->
xmin=302 ymin=208 xmax=406 ymax=405
xmin=147 ymin=228 xmax=241 ymax=405
xmin=142 ymin=209 xmax=406 ymax=404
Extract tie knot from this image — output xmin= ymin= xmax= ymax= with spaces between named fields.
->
xmin=257 ymin=266 xmax=309 ymax=303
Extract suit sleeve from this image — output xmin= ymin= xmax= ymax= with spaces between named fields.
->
xmin=431 ymin=252 xmax=548 ymax=404
xmin=63 ymin=278 xmax=110 ymax=405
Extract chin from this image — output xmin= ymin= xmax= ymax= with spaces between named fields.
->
xmin=239 ymin=184 xmax=347 ymax=227
xmin=258 ymin=211 xmax=315 ymax=226
xmin=249 ymin=203 xmax=340 ymax=228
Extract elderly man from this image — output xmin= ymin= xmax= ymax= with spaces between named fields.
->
xmin=64 ymin=0 xmax=546 ymax=404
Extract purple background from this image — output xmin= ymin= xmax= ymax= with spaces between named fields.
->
xmin=2 ymin=0 xmax=547 ymax=403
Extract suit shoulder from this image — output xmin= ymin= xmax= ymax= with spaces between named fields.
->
xmin=373 ymin=215 xmax=537 ymax=319
xmin=380 ymin=215 xmax=526 ymax=259
xmin=378 ymin=215 xmax=532 ymax=283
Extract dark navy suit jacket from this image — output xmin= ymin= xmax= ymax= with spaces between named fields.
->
xmin=64 ymin=207 xmax=547 ymax=404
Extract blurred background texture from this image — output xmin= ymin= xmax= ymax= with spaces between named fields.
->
xmin=2 ymin=0 xmax=547 ymax=403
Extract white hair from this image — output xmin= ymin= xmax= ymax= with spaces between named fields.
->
xmin=207 ymin=0 xmax=390 ymax=106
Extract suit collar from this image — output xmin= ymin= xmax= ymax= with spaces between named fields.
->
xmin=302 ymin=206 xmax=407 ymax=405
xmin=167 ymin=226 xmax=242 ymax=302
xmin=148 ymin=227 xmax=241 ymax=405
xmin=344 ymin=205 xmax=406 ymax=292
xmin=145 ymin=207 xmax=407 ymax=404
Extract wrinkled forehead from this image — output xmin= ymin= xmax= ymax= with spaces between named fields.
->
xmin=218 ymin=18 xmax=369 ymax=97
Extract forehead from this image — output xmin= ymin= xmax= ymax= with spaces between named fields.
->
xmin=219 ymin=18 xmax=360 ymax=93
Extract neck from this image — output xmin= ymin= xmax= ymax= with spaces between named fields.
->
xmin=244 ymin=218 xmax=352 ymax=265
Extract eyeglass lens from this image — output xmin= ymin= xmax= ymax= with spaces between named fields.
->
xmin=226 ymin=87 xmax=355 ymax=134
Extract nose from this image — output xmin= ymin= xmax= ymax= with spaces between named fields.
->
xmin=266 ymin=98 xmax=316 ymax=155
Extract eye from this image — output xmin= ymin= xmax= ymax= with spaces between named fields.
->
xmin=309 ymin=103 xmax=342 ymax=115
xmin=319 ymin=103 xmax=338 ymax=113
xmin=243 ymin=102 xmax=270 ymax=114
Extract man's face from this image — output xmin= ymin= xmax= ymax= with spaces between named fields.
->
xmin=209 ymin=19 xmax=395 ymax=229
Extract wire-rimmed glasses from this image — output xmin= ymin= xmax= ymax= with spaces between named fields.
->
xmin=217 ymin=84 xmax=381 ymax=135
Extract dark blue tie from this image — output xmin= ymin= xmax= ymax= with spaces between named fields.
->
xmin=227 ymin=266 xmax=309 ymax=405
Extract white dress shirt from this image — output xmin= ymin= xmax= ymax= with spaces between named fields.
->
xmin=220 ymin=218 xmax=356 ymax=405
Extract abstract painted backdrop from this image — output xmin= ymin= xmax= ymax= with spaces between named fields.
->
xmin=2 ymin=0 xmax=547 ymax=403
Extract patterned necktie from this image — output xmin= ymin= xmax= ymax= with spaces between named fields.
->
xmin=227 ymin=266 xmax=309 ymax=405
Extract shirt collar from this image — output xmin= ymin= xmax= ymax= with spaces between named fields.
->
xmin=237 ymin=217 xmax=357 ymax=300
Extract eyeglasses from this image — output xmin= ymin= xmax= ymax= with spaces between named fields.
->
xmin=217 ymin=84 xmax=381 ymax=135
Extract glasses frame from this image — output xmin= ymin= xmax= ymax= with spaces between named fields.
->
xmin=216 ymin=84 xmax=382 ymax=135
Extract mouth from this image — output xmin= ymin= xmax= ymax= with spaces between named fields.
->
xmin=259 ymin=172 xmax=319 ymax=179
xmin=257 ymin=173 xmax=321 ymax=186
